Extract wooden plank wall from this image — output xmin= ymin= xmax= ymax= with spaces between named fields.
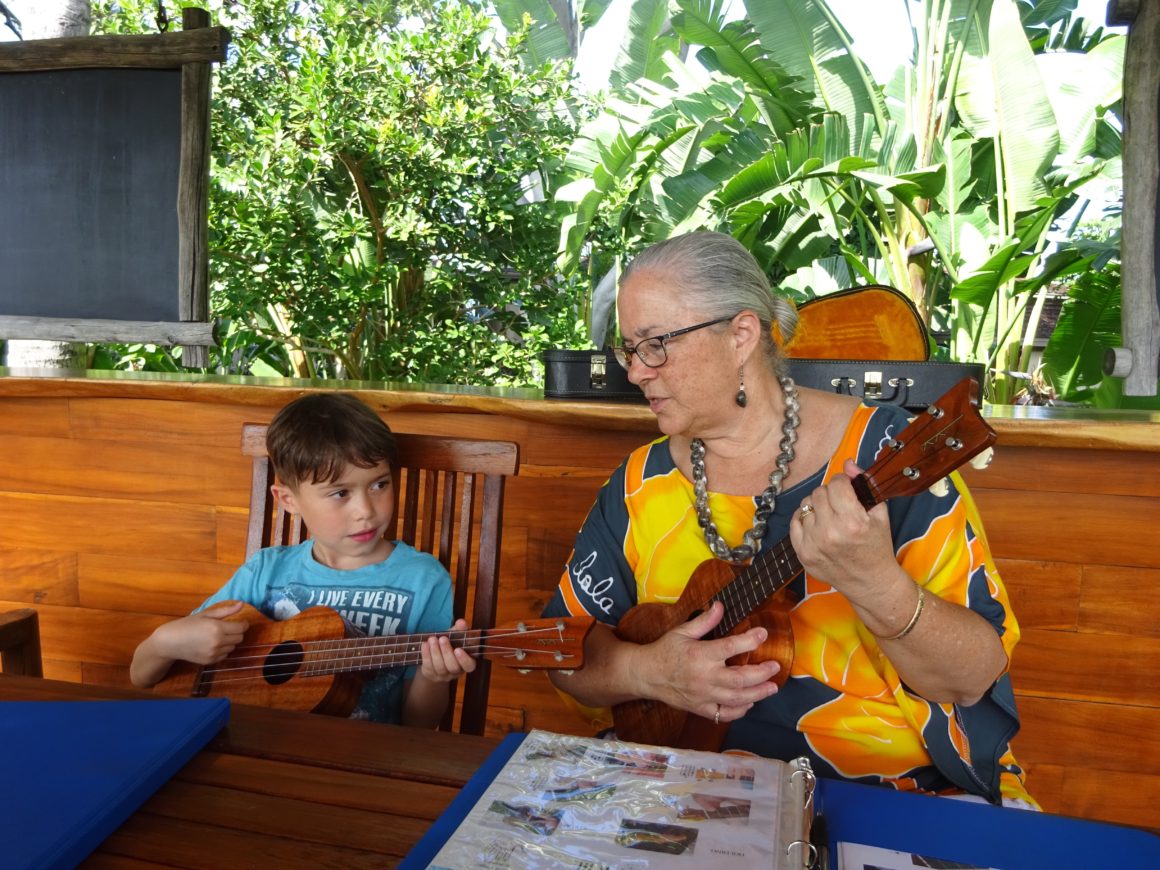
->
xmin=0 ymin=387 xmax=1156 ymax=831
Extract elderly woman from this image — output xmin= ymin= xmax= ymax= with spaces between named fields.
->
xmin=542 ymin=231 xmax=1033 ymax=806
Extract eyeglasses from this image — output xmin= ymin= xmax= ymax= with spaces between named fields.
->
xmin=613 ymin=316 xmax=735 ymax=370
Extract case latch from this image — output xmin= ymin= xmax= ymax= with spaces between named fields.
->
xmin=589 ymin=354 xmax=607 ymax=389
xmin=863 ymin=370 xmax=883 ymax=400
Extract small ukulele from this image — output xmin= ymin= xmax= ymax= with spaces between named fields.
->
xmin=153 ymin=603 xmax=593 ymax=715
xmin=612 ymin=377 xmax=997 ymax=750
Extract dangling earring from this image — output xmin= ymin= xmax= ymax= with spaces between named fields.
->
xmin=736 ymin=365 xmax=748 ymax=408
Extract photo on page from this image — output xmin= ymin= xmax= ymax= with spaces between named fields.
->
xmin=838 ymin=841 xmax=1001 ymax=870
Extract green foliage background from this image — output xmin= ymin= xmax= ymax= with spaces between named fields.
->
xmin=92 ymin=0 xmax=588 ymax=385
xmin=83 ymin=0 xmax=1142 ymax=406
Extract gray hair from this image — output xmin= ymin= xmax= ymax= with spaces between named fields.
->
xmin=620 ymin=231 xmax=798 ymax=373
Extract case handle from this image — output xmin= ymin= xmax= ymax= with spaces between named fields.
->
xmin=829 ymin=372 xmax=915 ymax=405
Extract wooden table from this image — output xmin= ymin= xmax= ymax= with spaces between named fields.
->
xmin=0 ymin=675 xmax=500 ymax=868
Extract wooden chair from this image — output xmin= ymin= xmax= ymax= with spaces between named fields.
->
xmin=241 ymin=423 xmax=519 ymax=735
xmin=0 ymin=608 xmax=43 ymax=677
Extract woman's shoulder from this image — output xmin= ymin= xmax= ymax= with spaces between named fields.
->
xmin=602 ymin=436 xmax=676 ymax=481
xmin=795 ymin=386 xmax=862 ymax=423
xmin=792 ymin=387 xmax=863 ymax=464
xmin=794 ymin=387 xmax=917 ymax=471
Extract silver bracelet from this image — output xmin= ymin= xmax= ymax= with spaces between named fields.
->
xmin=884 ymin=585 xmax=926 ymax=641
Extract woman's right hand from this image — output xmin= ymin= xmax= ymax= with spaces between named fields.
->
xmin=638 ymin=600 xmax=781 ymax=723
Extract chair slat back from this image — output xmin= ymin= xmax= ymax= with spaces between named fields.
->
xmin=241 ymin=423 xmax=519 ymax=735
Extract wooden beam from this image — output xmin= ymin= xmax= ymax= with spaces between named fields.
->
xmin=1106 ymin=0 xmax=1160 ymax=394
xmin=0 ymin=27 xmax=229 ymax=72
xmin=177 ymin=8 xmax=214 ymax=368
xmin=0 ymin=317 xmax=214 ymax=345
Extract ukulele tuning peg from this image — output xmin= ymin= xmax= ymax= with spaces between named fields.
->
xmin=970 ymin=447 xmax=995 ymax=470
xmin=559 ymin=669 xmax=574 ymax=676
xmin=518 ymin=669 xmax=531 ymax=675
xmin=927 ymin=477 xmax=950 ymax=498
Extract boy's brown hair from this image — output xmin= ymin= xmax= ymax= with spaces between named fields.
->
xmin=266 ymin=393 xmax=397 ymax=489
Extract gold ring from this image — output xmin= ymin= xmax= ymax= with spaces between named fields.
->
xmin=799 ymin=503 xmax=815 ymax=520
xmin=714 ymin=705 xmax=721 ymax=726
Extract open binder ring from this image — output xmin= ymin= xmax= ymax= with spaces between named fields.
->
xmin=786 ymin=839 xmax=819 ymax=869
xmin=790 ymin=765 xmax=817 ymax=795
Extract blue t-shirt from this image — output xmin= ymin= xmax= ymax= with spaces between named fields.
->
xmin=199 ymin=540 xmax=453 ymax=723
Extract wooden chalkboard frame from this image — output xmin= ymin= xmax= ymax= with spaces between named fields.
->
xmin=0 ymin=8 xmax=229 ymax=366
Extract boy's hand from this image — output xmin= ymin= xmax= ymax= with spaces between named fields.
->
xmin=150 ymin=600 xmax=250 ymax=665
xmin=418 ymin=618 xmax=477 ymax=682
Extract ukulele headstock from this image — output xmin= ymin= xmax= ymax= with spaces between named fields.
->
xmin=497 ymin=616 xmax=593 ymax=672
xmin=855 ymin=378 xmax=996 ymax=507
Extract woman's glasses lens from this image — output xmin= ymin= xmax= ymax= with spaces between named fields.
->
xmin=614 ymin=339 xmax=665 ymax=370
xmin=615 ymin=316 xmax=732 ymax=370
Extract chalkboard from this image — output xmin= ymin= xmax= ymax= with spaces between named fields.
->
xmin=0 ymin=15 xmax=228 ymax=354
xmin=0 ymin=68 xmax=182 ymax=321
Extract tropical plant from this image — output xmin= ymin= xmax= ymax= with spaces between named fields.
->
xmin=548 ymin=0 xmax=1125 ymax=404
xmin=92 ymin=0 xmax=586 ymax=385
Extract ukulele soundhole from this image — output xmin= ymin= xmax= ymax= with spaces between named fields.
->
xmin=263 ymin=641 xmax=304 ymax=685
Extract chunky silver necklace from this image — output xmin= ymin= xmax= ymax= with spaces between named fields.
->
xmin=691 ymin=376 xmax=800 ymax=562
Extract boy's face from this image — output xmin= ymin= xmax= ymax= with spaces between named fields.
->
xmin=271 ymin=460 xmax=396 ymax=571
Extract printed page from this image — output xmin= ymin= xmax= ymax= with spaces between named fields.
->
xmin=837 ymin=841 xmax=1002 ymax=870
xmin=430 ymin=730 xmax=804 ymax=870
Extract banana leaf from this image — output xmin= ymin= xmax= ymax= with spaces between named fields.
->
xmin=492 ymin=0 xmax=575 ymax=65
xmin=954 ymin=0 xmax=1059 ymax=214
xmin=1035 ymin=35 xmax=1124 ymax=165
xmin=743 ymin=0 xmax=886 ymax=150
xmin=671 ymin=0 xmax=815 ymax=132
xmin=1042 ymin=263 xmax=1120 ymax=400
xmin=611 ymin=0 xmax=679 ymax=88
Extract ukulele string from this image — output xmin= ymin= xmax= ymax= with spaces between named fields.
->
xmin=708 ymin=537 xmax=802 ymax=639
xmin=200 ymin=625 xmax=572 ymax=683
xmin=224 ymin=625 xmax=552 ymax=658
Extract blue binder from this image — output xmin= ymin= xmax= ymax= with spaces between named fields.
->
xmin=401 ymin=732 xmax=526 ymax=870
xmin=405 ymin=731 xmax=1160 ymax=870
xmin=0 ymin=698 xmax=231 ymax=870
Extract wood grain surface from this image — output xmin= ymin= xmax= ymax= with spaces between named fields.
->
xmin=1 ymin=372 xmax=1157 ymax=829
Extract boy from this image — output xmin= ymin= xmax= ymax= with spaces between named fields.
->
xmin=130 ymin=392 xmax=474 ymax=728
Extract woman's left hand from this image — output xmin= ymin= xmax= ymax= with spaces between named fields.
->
xmin=789 ymin=461 xmax=1009 ymax=706
xmin=790 ymin=459 xmax=906 ymax=603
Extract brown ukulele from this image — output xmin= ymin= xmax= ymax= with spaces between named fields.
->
xmin=153 ymin=603 xmax=593 ymax=715
xmin=612 ymin=377 xmax=997 ymax=750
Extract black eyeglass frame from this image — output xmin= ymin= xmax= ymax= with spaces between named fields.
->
xmin=613 ymin=315 xmax=736 ymax=370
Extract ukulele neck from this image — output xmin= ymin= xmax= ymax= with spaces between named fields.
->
xmin=304 ymin=629 xmax=483 ymax=676
xmin=708 ymin=538 xmax=802 ymax=638
xmin=706 ymin=472 xmax=888 ymax=638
